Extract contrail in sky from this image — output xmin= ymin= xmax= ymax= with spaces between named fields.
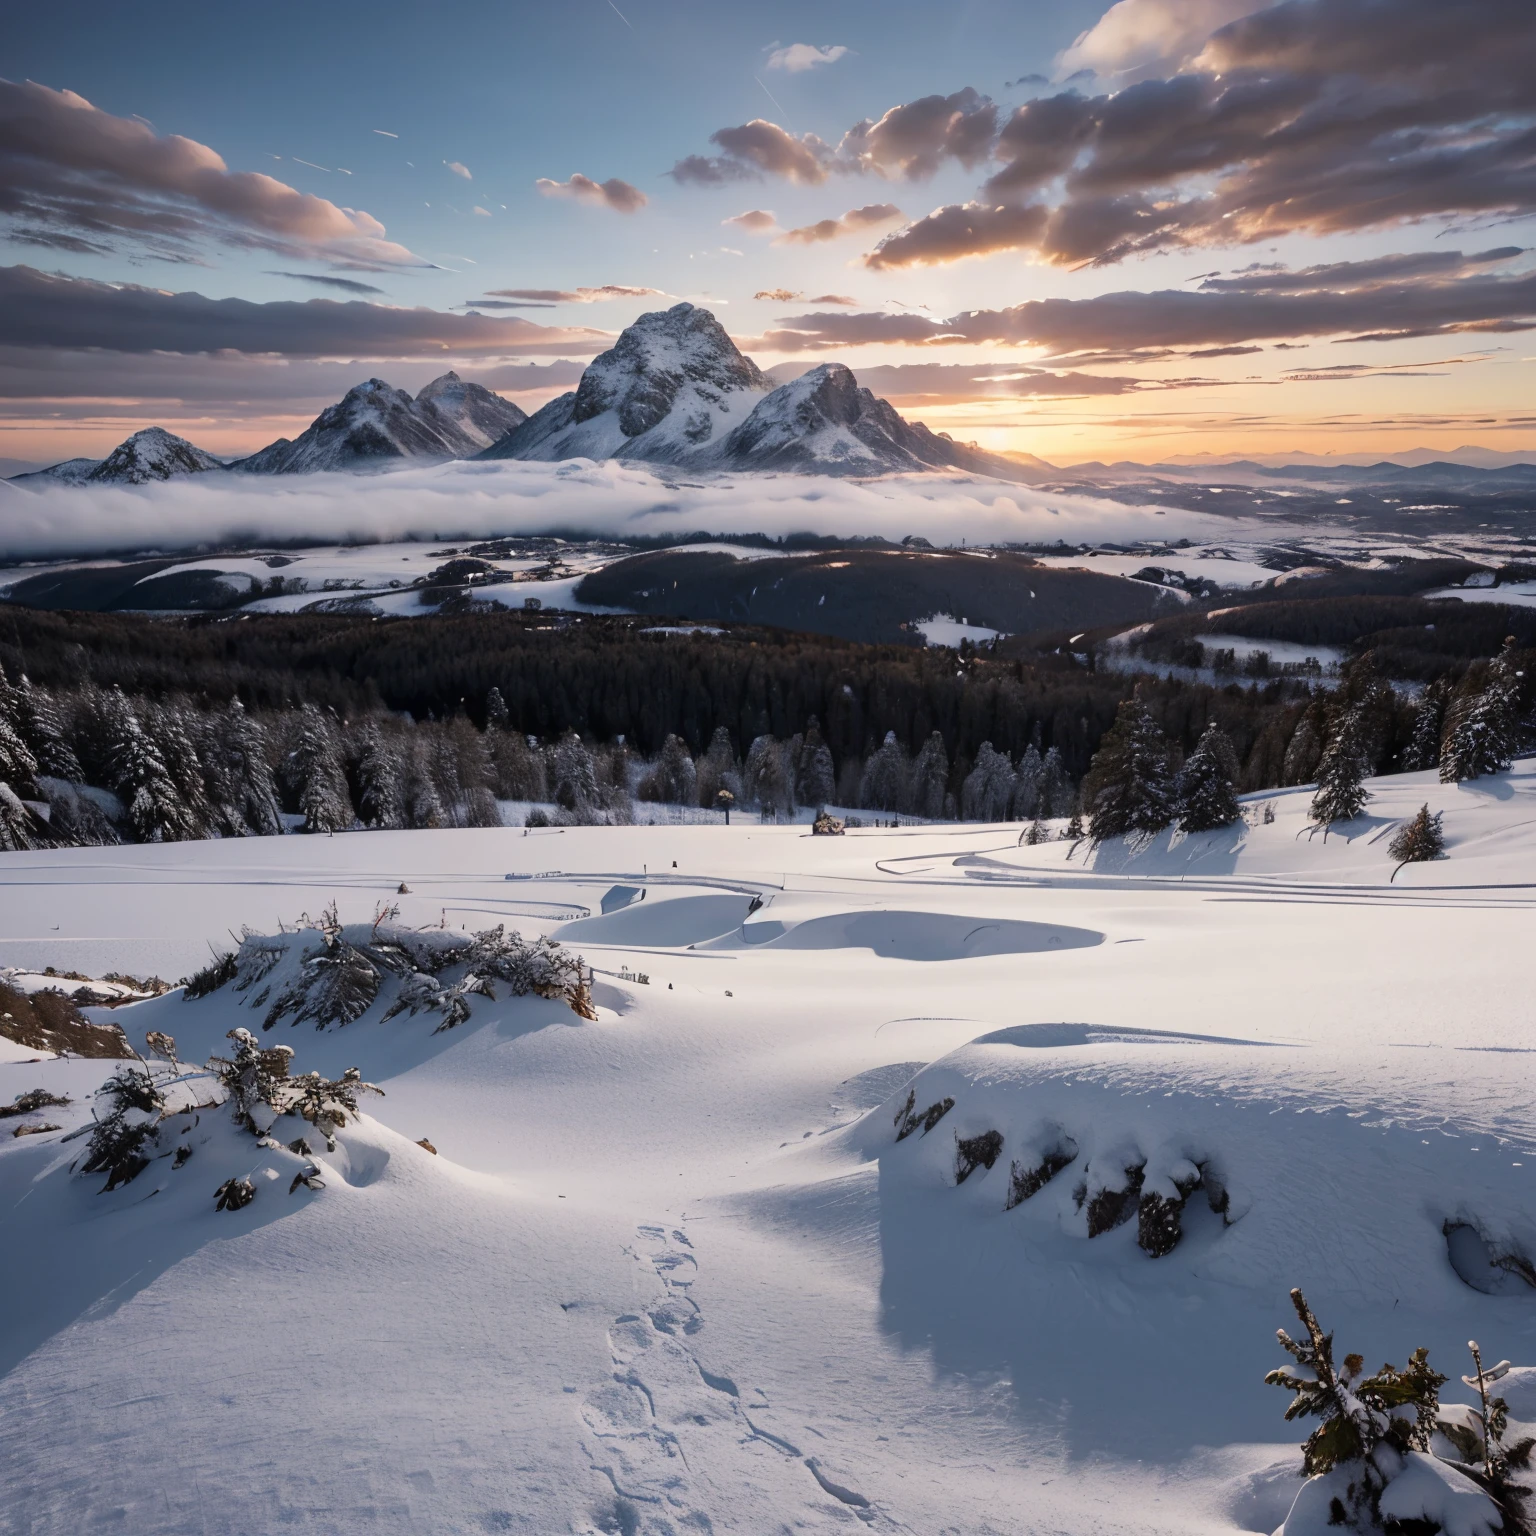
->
xmin=373 ymin=129 xmax=398 ymax=138
xmin=606 ymin=0 xmax=634 ymax=29
xmin=754 ymin=75 xmax=786 ymax=116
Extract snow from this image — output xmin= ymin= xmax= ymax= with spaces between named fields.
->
xmin=914 ymin=611 xmax=1004 ymax=647
xmin=3 ymin=762 xmax=1536 ymax=1531
xmin=1425 ymin=581 xmax=1536 ymax=609
xmin=1034 ymin=548 xmax=1282 ymax=589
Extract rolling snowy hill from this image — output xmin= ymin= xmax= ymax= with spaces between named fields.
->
xmin=4 ymin=762 xmax=1536 ymax=1532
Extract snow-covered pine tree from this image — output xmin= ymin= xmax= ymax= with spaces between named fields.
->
xmin=694 ymin=727 xmax=739 ymax=810
xmin=1401 ymin=677 xmax=1449 ymax=773
xmin=492 ymin=729 xmax=548 ymax=802
xmin=224 ymin=699 xmax=282 ymax=836
xmin=1061 ymin=804 xmax=1085 ymax=842
xmin=1311 ymin=708 xmax=1371 ymax=831
xmin=744 ymin=734 xmax=793 ymax=816
xmin=642 ymin=733 xmax=697 ymax=805
xmin=1451 ymin=1340 xmax=1536 ymax=1533
xmin=0 ymin=783 xmax=38 ymax=851
xmin=0 ymin=677 xmax=39 ymax=796
xmin=1040 ymin=745 xmax=1073 ymax=817
xmin=210 ymin=1028 xmax=296 ymax=1134
xmin=1283 ymin=698 xmax=1330 ymax=785
xmin=428 ymin=729 xmax=466 ymax=824
xmin=15 ymin=675 xmax=83 ymax=783
xmin=1013 ymin=743 xmax=1044 ymax=821
xmin=1441 ymin=639 xmax=1522 ymax=783
xmin=961 ymin=742 xmax=1017 ymax=821
xmin=352 ymin=723 xmax=404 ymax=828
xmin=859 ymin=731 xmax=910 ymax=813
xmin=484 ymin=686 xmax=510 ymax=731
xmin=793 ymin=719 xmax=836 ymax=810
xmin=104 ymin=688 xmax=198 ymax=843
xmin=404 ymin=735 xmax=446 ymax=828
xmin=145 ymin=701 xmax=212 ymax=839
xmin=909 ymin=731 xmax=949 ymax=820
xmin=1083 ymin=698 xmax=1175 ymax=843
xmin=290 ymin=704 xmax=352 ymax=834
xmin=551 ymin=731 xmax=598 ymax=815
xmin=1388 ymin=803 xmax=1444 ymax=879
xmin=1176 ymin=721 xmax=1241 ymax=832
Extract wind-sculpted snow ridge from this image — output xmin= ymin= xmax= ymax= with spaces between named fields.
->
xmin=202 ymin=905 xmax=596 ymax=1034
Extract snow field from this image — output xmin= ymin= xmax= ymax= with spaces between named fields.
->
xmin=2 ymin=762 xmax=1536 ymax=1531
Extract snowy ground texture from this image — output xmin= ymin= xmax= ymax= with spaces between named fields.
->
xmin=3 ymin=763 xmax=1536 ymax=1534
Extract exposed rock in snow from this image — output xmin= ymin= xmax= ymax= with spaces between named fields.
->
xmin=479 ymin=302 xmax=770 ymax=466
xmin=239 ymin=373 xmax=526 ymax=474
xmin=65 ymin=430 xmax=224 ymax=486
xmin=480 ymin=306 xmax=1035 ymax=481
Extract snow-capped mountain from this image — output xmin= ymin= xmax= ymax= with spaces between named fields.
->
xmin=479 ymin=305 xmax=1032 ymax=481
xmin=7 ymin=457 xmax=102 ymax=487
xmin=238 ymin=373 xmax=526 ymax=474
xmin=712 ymin=362 xmax=1014 ymax=477
xmin=478 ymin=303 xmax=770 ymax=466
xmin=83 ymin=428 xmax=225 ymax=485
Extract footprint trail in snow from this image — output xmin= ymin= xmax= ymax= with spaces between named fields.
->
xmin=576 ymin=1223 xmax=900 ymax=1533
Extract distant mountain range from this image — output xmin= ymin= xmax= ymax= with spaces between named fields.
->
xmin=7 ymin=304 xmax=1534 ymax=491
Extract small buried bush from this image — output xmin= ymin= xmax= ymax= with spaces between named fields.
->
xmin=1005 ymin=1138 xmax=1079 ymax=1209
xmin=1137 ymin=1160 xmax=1204 ymax=1258
xmin=182 ymin=950 xmax=238 ymax=999
xmin=893 ymin=1088 xmax=955 ymax=1142
xmin=955 ymin=1129 xmax=1004 ymax=1184
xmin=214 ymin=1176 xmax=256 ymax=1212
xmin=0 ymin=1088 xmax=70 ymax=1118
xmin=0 ymin=980 xmax=132 ymax=1059
xmin=1078 ymin=1160 xmax=1146 ymax=1237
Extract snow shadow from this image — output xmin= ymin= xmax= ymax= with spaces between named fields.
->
xmin=730 ymin=910 xmax=1103 ymax=961
xmin=555 ymin=893 xmax=755 ymax=947
xmin=1086 ymin=823 xmax=1247 ymax=876
xmin=973 ymin=1022 xmax=1288 ymax=1050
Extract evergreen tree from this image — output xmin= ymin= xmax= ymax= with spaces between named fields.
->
xmin=859 ymin=731 xmax=910 ymax=813
xmin=1039 ymin=745 xmax=1072 ymax=817
xmin=224 ymin=699 xmax=282 ymax=837
xmin=961 ymin=742 xmax=1016 ymax=821
xmin=641 ymin=733 xmax=697 ymax=804
xmin=484 ymin=686 xmax=510 ymax=731
xmin=1176 ymin=721 xmax=1241 ymax=833
xmin=1441 ymin=640 xmax=1522 ymax=783
xmin=355 ymin=723 xmax=406 ymax=829
xmin=1311 ymin=707 xmax=1371 ymax=831
xmin=793 ymin=720 xmax=836 ymax=809
xmin=0 ymin=678 xmax=39 ymax=797
xmin=290 ymin=704 xmax=352 ymax=834
xmin=15 ymin=675 xmax=82 ymax=783
xmin=1083 ymin=699 xmax=1174 ymax=843
xmin=1283 ymin=698 xmax=1329 ymax=786
xmin=0 ymin=782 xmax=37 ymax=852
xmin=405 ymin=736 xmax=446 ymax=828
xmin=909 ymin=731 xmax=949 ymax=820
xmin=1013 ymin=744 xmax=1044 ymax=820
xmin=145 ymin=702 xmax=211 ymax=839
xmin=104 ymin=689 xmax=196 ymax=843
xmin=1388 ymin=803 xmax=1444 ymax=879
xmin=1401 ymin=677 xmax=1449 ymax=773
xmin=551 ymin=731 xmax=598 ymax=814
xmin=744 ymin=734 xmax=793 ymax=815
xmin=694 ymin=726 xmax=739 ymax=809
xmin=491 ymin=730 xmax=547 ymax=802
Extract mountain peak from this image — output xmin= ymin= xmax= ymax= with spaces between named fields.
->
xmin=86 ymin=427 xmax=224 ymax=485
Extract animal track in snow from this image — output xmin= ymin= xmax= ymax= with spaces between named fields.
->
xmin=576 ymin=1222 xmax=898 ymax=1532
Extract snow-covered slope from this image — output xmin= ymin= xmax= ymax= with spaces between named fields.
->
xmin=47 ymin=429 xmax=224 ymax=486
xmin=481 ymin=305 xmax=1036 ymax=481
xmin=481 ymin=302 xmax=770 ymax=466
xmin=7 ymin=457 xmax=102 ymax=486
xmin=239 ymin=373 xmax=526 ymax=474
xmin=711 ymin=361 xmax=1014 ymax=476
xmin=5 ymin=763 xmax=1536 ymax=1533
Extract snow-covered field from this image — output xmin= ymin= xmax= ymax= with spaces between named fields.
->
xmin=3 ymin=763 xmax=1536 ymax=1533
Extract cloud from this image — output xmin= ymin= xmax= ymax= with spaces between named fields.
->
xmin=472 ymin=206 xmax=491 ymax=217
xmin=860 ymin=0 xmax=1536 ymax=269
xmin=724 ymin=208 xmax=778 ymax=233
xmin=774 ymin=203 xmax=903 ymax=244
xmin=0 ymin=79 xmax=423 ymax=268
xmin=534 ymin=174 xmax=648 ymax=212
xmin=767 ymin=360 xmax=1160 ymax=401
xmin=482 ymin=285 xmax=667 ymax=303
xmin=0 ymin=264 xmax=612 ymax=357
xmin=1058 ymin=0 xmax=1266 ymax=80
xmin=757 ymin=248 xmax=1536 ymax=353
xmin=266 ymin=271 xmax=387 ymax=296
xmin=445 ymin=161 xmax=472 ymax=180
xmin=766 ymin=43 xmax=849 ymax=72
xmin=864 ymin=203 xmax=1048 ymax=269
xmin=754 ymin=288 xmax=802 ymax=302
xmin=669 ymin=121 xmax=835 ymax=186
xmin=837 ymin=88 xmax=998 ymax=179
xmin=808 ymin=293 xmax=857 ymax=305
xmin=0 ymin=457 xmax=1224 ymax=563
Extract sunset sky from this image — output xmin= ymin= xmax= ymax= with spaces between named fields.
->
xmin=3 ymin=0 xmax=1534 ymax=469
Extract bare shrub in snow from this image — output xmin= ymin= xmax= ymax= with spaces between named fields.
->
xmin=80 ymin=1064 xmax=166 ymax=1190
xmin=1005 ymin=1137 xmax=1078 ymax=1208
xmin=1077 ymin=1155 xmax=1145 ymax=1237
xmin=954 ymin=1129 xmax=1003 ymax=1184
xmin=893 ymin=1088 xmax=954 ymax=1142
xmin=214 ymin=1176 xmax=256 ymax=1212
xmin=0 ymin=1088 xmax=70 ymax=1118
xmin=1136 ymin=1159 xmax=1203 ymax=1257
xmin=210 ymin=1028 xmax=296 ymax=1133
xmin=286 ymin=1066 xmax=384 ymax=1151
xmin=183 ymin=950 xmax=237 ymax=999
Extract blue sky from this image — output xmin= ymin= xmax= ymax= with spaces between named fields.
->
xmin=3 ymin=0 xmax=1535 ymax=466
